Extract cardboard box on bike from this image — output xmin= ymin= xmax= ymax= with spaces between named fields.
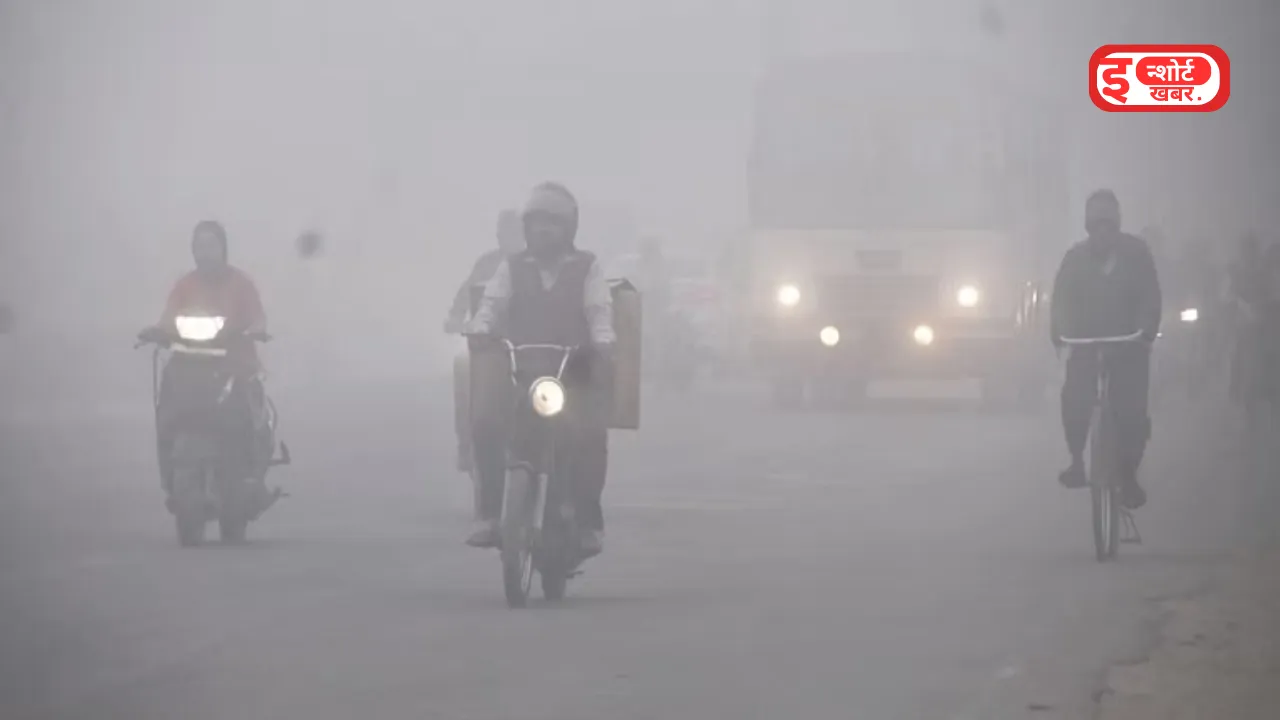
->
xmin=608 ymin=278 xmax=642 ymax=430
xmin=461 ymin=278 xmax=643 ymax=432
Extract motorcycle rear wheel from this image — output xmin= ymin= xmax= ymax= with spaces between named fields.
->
xmin=172 ymin=464 xmax=208 ymax=547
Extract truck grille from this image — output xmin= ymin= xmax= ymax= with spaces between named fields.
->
xmin=817 ymin=275 xmax=939 ymax=317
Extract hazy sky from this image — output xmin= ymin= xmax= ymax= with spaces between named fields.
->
xmin=1 ymin=0 xmax=1276 ymax=355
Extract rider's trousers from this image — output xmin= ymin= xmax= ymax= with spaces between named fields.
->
xmin=1061 ymin=343 xmax=1151 ymax=475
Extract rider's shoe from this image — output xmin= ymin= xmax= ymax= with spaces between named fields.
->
xmin=1058 ymin=458 xmax=1087 ymax=489
xmin=578 ymin=529 xmax=604 ymax=559
xmin=1120 ymin=471 xmax=1147 ymax=510
xmin=465 ymin=519 xmax=499 ymax=548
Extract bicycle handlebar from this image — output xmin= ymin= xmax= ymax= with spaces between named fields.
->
xmin=1058 ymin=330 xmax=1146 ymax=345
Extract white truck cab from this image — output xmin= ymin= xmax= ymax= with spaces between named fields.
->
xmin=746 ymin=52 xmax=1065 ymax=408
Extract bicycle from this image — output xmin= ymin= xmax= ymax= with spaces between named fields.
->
xmin=1059 ymin=330 xmax=1146 ymax=562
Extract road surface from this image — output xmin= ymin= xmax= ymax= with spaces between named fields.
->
xmin=0 ymin=378 xmax=1244 ymax=720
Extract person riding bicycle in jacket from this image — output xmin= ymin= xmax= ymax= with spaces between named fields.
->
xmin=1050 ymin=190 xmax=1162 ymax=510
xmin=445 ymin=209 xmax=525 ymax=333
xmin=466 ymin=182 xmax=615 ymax=557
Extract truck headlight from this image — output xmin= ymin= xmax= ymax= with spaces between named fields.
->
xmin=776 ymin=284 xmax=801 ymax=308
xmin=819 ymin=326 xmax=840 ymax=347
xmin=1180 ymin=308 xmax=1199 ymax=323
xmin=957 ymin=285 xmax=981 ymax=308
xmin=174 ymin=315 xmax=226 ymax=342
xmin=529 ymin=377 xmax=566 ymax=417
xmin=913 ymin=324 xmax=935 ymax=346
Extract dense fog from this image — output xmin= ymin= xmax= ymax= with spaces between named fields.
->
xmin=2 ymin=1 xmax=1277 ymax=397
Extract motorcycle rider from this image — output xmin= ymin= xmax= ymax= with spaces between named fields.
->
xmin=151 ymin=220 xmax=269 ymax=501
xmin=466 ymin=182 xmax=614 ymax=557
xmin=1050 ymin=190 xmax=1162 ymax=509
xmin=445 ymin=209 xmax=524 ymax=334
xmin=446 ymin=210 xmax=525 ymax=480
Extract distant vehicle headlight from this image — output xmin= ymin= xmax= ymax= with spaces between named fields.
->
xmin=776 ymin=284 xmax=801 ymax=308
xmin=819 ymin=326 xmax=840 ymax=347
xmin=957 ymin=285 xmax=981 ymax=308
xmin=1180 ymin=308 xmax=1199 ymax=323
xmin=529 ymin=377 xmax=566 ymax=417
xmin=174 ymin=315 xmax=226 ymax=342
xmin=913 ymin=324 xmax=935 ymax=346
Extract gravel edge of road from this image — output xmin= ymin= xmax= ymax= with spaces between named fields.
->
xmin=1095 ymin=430 xmax=1280 ymax=720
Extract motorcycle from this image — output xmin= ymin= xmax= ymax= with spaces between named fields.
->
xmin=472 ymin=337 xmax=596 ymax=608
xmin=137 ymin=316 xmax=290 ymax=546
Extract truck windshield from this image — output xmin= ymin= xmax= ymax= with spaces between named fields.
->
xmin=749 ymin=66 xmax=1014 ymax=230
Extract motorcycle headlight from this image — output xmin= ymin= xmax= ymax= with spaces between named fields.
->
xmin=776 ymin=284 xmax=801 ymax=308
xmin=174 ymin=315 xmax=226 ymax=342
xmin=1180 ymin=308 xmax=1199 ymax=323
xmin=913 ymin=324 xmax=935 ymax=346
xmin=529 ymin=377 xmax=566 ymax=418
xmin=956 ymin=285 xmax=981 ymax=308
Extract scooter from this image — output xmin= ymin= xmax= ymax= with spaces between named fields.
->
xmin=137 ymin=316 xmax=290 ymax=546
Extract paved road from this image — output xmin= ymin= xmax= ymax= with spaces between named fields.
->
xmin=0 ymin=378 xmax=1243 ymax=720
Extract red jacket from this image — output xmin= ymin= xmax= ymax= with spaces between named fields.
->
xmin=161 ymin=267 xmax=266 ymax=372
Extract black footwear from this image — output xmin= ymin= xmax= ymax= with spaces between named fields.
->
xmin=1120 ymin=471 xmax=1147 ymax=510
xmin=1058 ymin=459 xmax=1087 ymax=489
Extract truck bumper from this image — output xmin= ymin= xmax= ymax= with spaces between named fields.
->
xmin=751 ymin=318 xmax=1042 ymax=380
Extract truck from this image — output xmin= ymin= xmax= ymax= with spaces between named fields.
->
xmin=745 ymin=52 xmax=1067 ymax=409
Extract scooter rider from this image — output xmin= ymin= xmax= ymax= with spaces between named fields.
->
xmin=1051 ymin=190 xmax=1162 ymax=510
xmin=466 ymin=182 xmax=615 ymax=557
xmin=151 ymin=220 xmax=270 ymax=502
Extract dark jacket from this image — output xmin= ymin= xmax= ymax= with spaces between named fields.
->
xmin=1050 ymin=233 xmax=1162 ymax=343
xmin=507 ymin=249 xmax=595 ymax=347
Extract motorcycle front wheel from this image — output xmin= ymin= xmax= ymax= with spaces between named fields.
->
xmin=500 ymin=468 xmax=536 ymax=608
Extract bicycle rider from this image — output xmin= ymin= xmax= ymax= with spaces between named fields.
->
xmin=1050 ymin=189 xmax=1163 ymax=509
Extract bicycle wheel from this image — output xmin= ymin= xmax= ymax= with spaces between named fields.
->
xmin=1089 ymin=408 xmax=1120 ymax=561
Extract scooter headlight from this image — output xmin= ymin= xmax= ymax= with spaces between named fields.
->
xmin=1180 ymin=308 xmax=1199 ymax=323
xmin=174 ymin=315 xmax=226 ymax=342
xmin=529 ymin=377 xmax=566 ymax=417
